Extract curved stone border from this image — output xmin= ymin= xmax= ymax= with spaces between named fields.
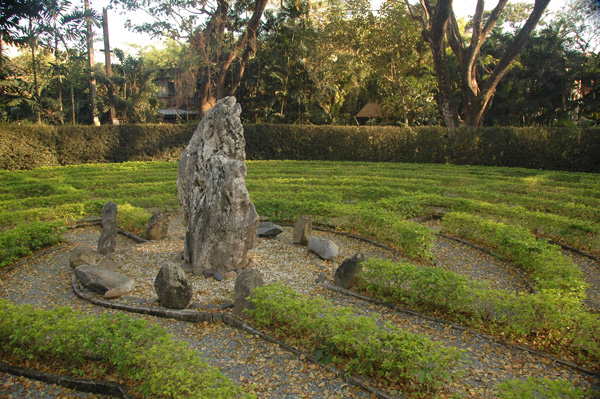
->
xmin=0 ymin=361 xmax=135 ymax=399
xmin=324 ymin=283 xmax=600 ymax=379
xmin=72 ymin=275 xmax=402 ymax=399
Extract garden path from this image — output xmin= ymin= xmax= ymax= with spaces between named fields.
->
xmin=1 ymin=216 xmax=599 ymax=398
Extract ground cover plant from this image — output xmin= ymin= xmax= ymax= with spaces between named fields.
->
xmin=355 ymin=258 xmax=600 ymax=363
xmin=1 ymin=160 xmax=598 ymax=259
xmin=0 ymin=299 xmax=245 ymax=398
xmin=246 ymin=283 xmax=464 ymax=396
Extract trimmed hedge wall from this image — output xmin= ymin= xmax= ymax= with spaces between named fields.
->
xmin=1 ymin=124 xmax=598 ymax=172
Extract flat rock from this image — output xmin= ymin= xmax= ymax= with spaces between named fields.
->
xmin=75 ymin=264 xmax=135 ymax=295
xmin=257 ymin=222 xmax=284 ymax=237
xmin=307 ymin=237 xmax=338 ymax=260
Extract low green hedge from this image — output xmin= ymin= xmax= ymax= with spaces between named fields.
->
xmin=0 ymin=221 xmax=65 ymax=269
xmin=1 ymin=124 xmax=598 ymax=172
xmin=356 ymin=258 xmax=600 ymax=362
xmin=246 ymin=283 xmax=463 ymax=395
xmin=0 ymin=300 xmax=244 ymax=398
xmin=442 ymin=212 xmax=588 ymax=297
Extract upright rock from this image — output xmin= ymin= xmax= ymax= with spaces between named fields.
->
xmin=234 ymin=269 xmax=264 ymax=315
xmin=98 ymin=201 xmax=118 ymax=255
xmin=177 ymin=97 xmax=259 ymax=275
xmin=293 ymin=216 xmax=312 ymax=246
xmin=146 ymin=212 xmax=169 ymax=240
xmin=154 ymin=264 xmax=193 ymax=309
xmin=334 ymin=253 xmax=365 ymax=289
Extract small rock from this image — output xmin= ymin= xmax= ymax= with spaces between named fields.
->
xmin=257 ymin=222 xmax=284 ymax=237
xmin=154 ymin=264 xmax=193 ymax=309
xmin=219 ymin=302 xmax=234 ymax=309
xmin=134 ymin=298 xmax=147 ymax=305
xmin=334 ymin=253 xmax=365 ymax=290
xmin=315 ymin=276 xmax=326 ymax=284
xmin=307 ymin=237 xmax=339 ymax=260
xmin=225 ymin=271 xmax=238 ymax=279
xmin=213 ymin=271 xmax=224 ymax=281
xmin=70 ymin=246 xmax=104 ymax=268
xmin=293 ymin=216 xmax=312 ymax=246
xmin=203 ymin=304 xmax=219 ymax=309
xmin=203 ymin=269 xmax=216 ymax=278
xmin=234 ymin=269 xmax=264 ymax=315
xmin=103 ymin=289 xmax=122 ymax=299
xmin=189 ymin=302 xmax=203 ymax=310
xmin=147 ymin=212 xmax=169 ymax=240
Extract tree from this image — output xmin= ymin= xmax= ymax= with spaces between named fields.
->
xmin=111 ymin=0 xmax=268 ymax=115
xmin=404 ymin=0 xmax=551 ymax=130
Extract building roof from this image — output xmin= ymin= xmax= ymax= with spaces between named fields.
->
xmin=158 ymin=108 xmax=198 ymax=118
xmin=355 ymin=102 xmax=382 ymax=118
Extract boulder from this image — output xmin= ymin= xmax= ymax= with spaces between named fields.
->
xmin=74 ymin=264 xmax=135 ymax=295
xmin=154 ymin=264 xmax=193 ymax=309
xmin=234 ymin=269 xmax=264 ymax=315
xmin=334 ymin=253 xmax=365 ymax=290
xmin=177 ymin=97 xmax=259 ymax=275
xmin=98 ymin=201 xmax=118 ymax=255
xmin=257 ymin=222 xmax=284 ymax=237
xmin=293 ymin=216 xmax=312 ymax=246
xmin=146 ymin=212 xmax=169 ymax=240
xmin=307 ymin=237 xmax=338 ymax=260
xmin=70 ymin=246 xmax=104 ymax=268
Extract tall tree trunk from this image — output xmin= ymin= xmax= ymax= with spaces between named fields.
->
xmin=102 ymin=8 xmax=116 ymax=123
xmin=54 ymin=22 xmax=64 ymax=125
xmin=406 ymin=0 xmax=551 ymax=128
xmin=85 ymin=0 xmax=98 ymax=125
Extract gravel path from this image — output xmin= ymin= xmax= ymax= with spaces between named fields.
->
xmin=1 ymin=215 xmax=599 ymax=398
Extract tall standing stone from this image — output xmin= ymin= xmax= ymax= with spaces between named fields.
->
xmin=293 ymin=215 xmax=312 ymax=246
xmin=177 ymin=97 xmax=259 ymax=275
xmin=98 ymin=201 xmax=118 ymax=255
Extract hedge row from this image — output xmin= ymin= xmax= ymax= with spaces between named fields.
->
xmin=1 ymin=124 xmax=598 ymax=172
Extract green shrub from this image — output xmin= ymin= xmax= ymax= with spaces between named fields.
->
xmin=0 ymin=221 xmax=65 ymax=268
xmin=116 ymin=203 xmax=152 ymax=236
xmin=0 ymin=299 xmax=244 ymax=398
xmin=2 ymin=124 xmax=599 ymax=172
xmin=246 ymin=283 xmax=463 ymax=394
xmin=496 ymin=377 xmax=593 ymax=399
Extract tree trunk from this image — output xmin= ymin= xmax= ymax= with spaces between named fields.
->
xmin=406 ymin=0 xmax=551 ymax=128
xmin=85 ymin=0 xmax=98 ymax=125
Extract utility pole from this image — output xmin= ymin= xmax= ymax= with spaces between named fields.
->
xmin=85 ymin=0 xmax=99 ymax=125
xmin=102 ymin=8 xmax=117 ymax=125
